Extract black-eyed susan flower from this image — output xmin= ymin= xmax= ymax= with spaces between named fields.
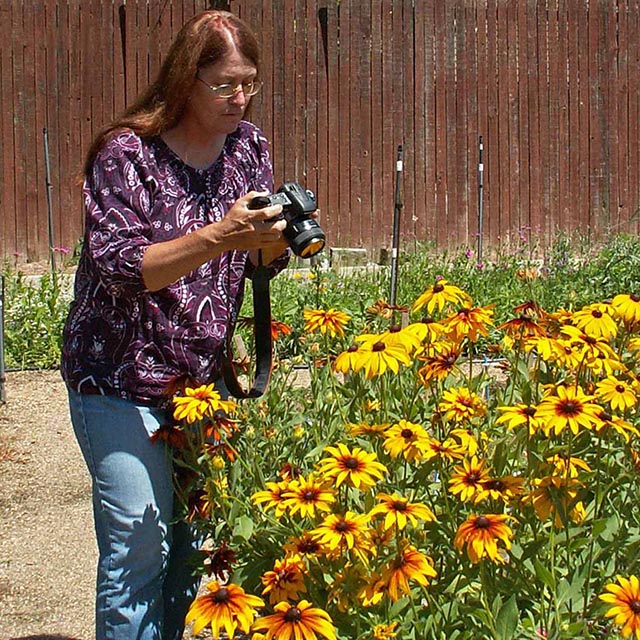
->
xmin=281 ymin=473 xmax=336 ymax=518
xmin=372 ymin=622 xmax=400 ymax=639
xmin=571 ymin=301 xmax=618 ymax=339
xmin=311 ymin=511 xmax=371 ymax=552
xmin=351 ymin=339 xmax=412 ymax=378
xmin=383 ymin=420 xmax=431 ymax=463
xmin=594 ymin=410 xmax=640 ymax=442
xmin=271 ymin=319 xmax=293 ymax=341
xmin=453 ymin=514 xmax=514 ymax=564
xmin=368 ymin=492 xmax=437 ymax=530
xmin=560 ymin=324 xmax=619 ymax=361
xmin=185 ymin=580 xmax=264 ymax=640
xmin=355 ymin=325 xmax=423 ymax=355
xmin=173 ymin=383 xmax=236 ymax=424
xmin=553 ymin=339 xmax=585 ymax=371
xmin=612 ymin=293 xmax=640 ymax=325
xmin=600 ymin=575 xmax=640 ymax=639
xmin=498 ymin=311 xmax=546 ymax=340
xmin=545 ymin=453 xmax=591 ymax=478
xmin=303 ymin=308 xmax=351 ymax=338
xmin=332 ymin=344 xmax=362 ymax=374
xmin=474 ymin=475 xmax=526 ymax=504
xmin=316 ymin=443 xmax=387 ymax=490
xmin=261 ymin=555 xmax=307 ymax=604
xmin=251 ymin=480 xmax=291 ymax=518
xmin=412 ymin=279 xmax=471 ymax=315
xmin=345 ymin=421 xmax=390 ymax=437
xmin=149 ymin=422 xmax=188 ymax=449
xmin=421 ymin=435 xmax=466 ymax=463
xmin=448 ymin=456 xmax=491 ymax=502
xmin=380 ymin=543 xmax=437 ymax=601
xmin=252 ymin=600 xmax=337 ymax=640
xmin=442 ymin=304 xmax=494 ymax=343
xmin=417 ymin=342 xmax=462 ymax=383
xmin=596 ymin=375 xmax=638 ymax=412
xmin=438 ymin=386 xmax=487 ymax=423
xmin=524 ymin=475 xmax=586 ymax=527
xmin=495 ymin=402 xmax=541 ymax=434
xmin=535 ymin=384 xmax=602 ymax=436
xmin=448 ymin=427 xmax=481 ymax=456
xmin=284 ymin=531 xmax=324 ymax=559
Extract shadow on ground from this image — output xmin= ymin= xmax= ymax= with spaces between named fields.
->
xmin=11 ymin=636 xmax=83 ymax=640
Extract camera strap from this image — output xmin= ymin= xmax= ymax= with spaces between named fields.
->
xmin=221 ymin=252 xmax=273 ymax=399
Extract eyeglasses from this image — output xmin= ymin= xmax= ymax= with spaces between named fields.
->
xmin=196 ymin=76 xmax=262 ymax=99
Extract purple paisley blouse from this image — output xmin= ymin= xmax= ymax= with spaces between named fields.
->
xmin=61 ymin=121 xmax=288 ymax=405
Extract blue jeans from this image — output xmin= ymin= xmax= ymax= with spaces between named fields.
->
xmin=68 ymin=389 xmax=202 ymax=640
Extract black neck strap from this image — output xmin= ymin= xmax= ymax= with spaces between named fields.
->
xmin=221 ymin=253 xmax=273 ymax=399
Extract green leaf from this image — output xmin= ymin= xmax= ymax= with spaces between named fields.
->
xmin=232 ymin=515 xmax=254 ymax=540
xmin=533 ymin=559 xmax=555 ymax=589
xmin=495 ymin=594 xmax=519 ymax=640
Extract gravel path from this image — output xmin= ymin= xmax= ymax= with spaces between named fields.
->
xmin=0 ymin=371 xmax=209 ymax=640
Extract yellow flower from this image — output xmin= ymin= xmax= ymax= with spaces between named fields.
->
xmin=283 ymin=531 xmax=325 ymax=559
xmin=412 ymin=279 xmax=471 ymax=314
xmin=454 ymin=514 xmax=514 ymax=564
xmin=383 ymin=420 xmax=431 ymax=462
xmin=571 ymin=301 xmax=618 ymax=339
xmin=594 ymin=410 xmax=640 ymax=442
xmin=442 ymin=304 xmax=494 ymax=343
xmin=596 ymin=376 xmax=638 ymax=412
xmin=372 ymin=621 xmax=400 ymax=639
xmin=545 ymin=453 xmax=591 ymax=478
xmin=417 ymin=342 xmax=463 ymax=383
xmin=252 ymin=600 xmax=337 ymax=640
xmin=172 ymin=383 xmax=236 ymax=424
xmin=185 ymin=580 xmax=264 ymax=640
xmin=474 ymin=475 xmax=526 ymax=504
xmin=495 ymin=403 xmax=541 ymax=434
xmin=612 ymin=293 xmax=640 ymax=325
xmin=448 ymin=456 xmax=491 ymax=502
xmin=351 ymin=339 xmax=412 ymax=378
xmin=600 ymin=575 xmax=640 ymax=639
xmin=524 ymin=475 xmax=586 ymax=527
xmin=333 ymin=344 xmax=362 ymax=374
xmin=438 ymin=386 xmax=487 ymax=423
xmin=355 ymin=325 xmax=424 ymax=355
xmin=380 ymin=543 xmax=437 ymax=601
xmin=251 ymin=480 xmax=291 ymax=517
xmin=261 ymin=556 xmax=307 ymax=604
xmin=316 ymin=444 xmax=387 ymax=490
xmin=311 ymin=511 xmax=371 ymax=552
xmin=303 ymin=308 xmax=351 ymax=337
xmin=535 ymin=384 xmax=602 ymax=436
xmin=281 ymin=473 xmax=336 ymax=518
xmin=368 ymin=492 xmax=437 ymax=530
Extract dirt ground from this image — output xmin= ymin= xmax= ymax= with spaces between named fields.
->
xmin=0 ymin=370 xmax=210 ymax=640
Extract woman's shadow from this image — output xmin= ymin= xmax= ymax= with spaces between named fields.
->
xmin=12 ymin=636 xmax=83 ymax=640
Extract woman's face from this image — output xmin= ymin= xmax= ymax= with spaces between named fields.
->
xmin=186 ymin=44 xmax=258 ymax=136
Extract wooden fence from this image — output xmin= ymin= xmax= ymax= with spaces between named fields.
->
xmin=2 ymin=0 xmax=639 ymax=263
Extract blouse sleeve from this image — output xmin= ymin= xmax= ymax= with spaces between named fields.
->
xmin=82 ymin=131 xmax=153 ymax=298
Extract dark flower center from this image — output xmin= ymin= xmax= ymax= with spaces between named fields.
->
xmin=335 ymin=520 xmax=351 ymax=532
xmin=591 ymin=309 xmax=603 ymax=318
xmin=344 ymin=457 xmax=359 ymax=469
xmin=390 ymin=324 xmax=402 ymax=333
xmin=630 ymin=600 xmax=640 ymax=614
xmin=524 ymin=406 xmax=536 ymax=417
xmin=433 ymin=283 xmax=444 ymax=293
xmin=631 ymin=294 xmax=640 ymax=302
xmin=559 ymin=400 xmax=581 ymax=416
xmin=475 ymin=516 xmax=491 ymax=529
xmin=421 ymin=316 xmax=435 ymax=324
xmin=213 ymin=587 xmax=230 ymax=603
xmin=466 ymin=472 xmax=481 ymax=483
xmin=599 ymin=411 xmax=612 ymax=421
xmin=284 ymin=606 xmax=303 ymax=622
xmin=401 ymin=428 xmax=415 ymax=439
xmin=302 ymin=489 xmax=318 ymax=502
xmin=485 ymin=479 xmax=505 ymax=491
xmin=391 ymin=500 xmax=407 ymax=512
xmin=298 ymin=539 xmax=320 ymax=553
xmin=347 ymin=344 xmax=359 ymax=353
xmin=372 ymin=341 xmax=386 ymax=352
xmin=616 ymin=384 xmax=626 ymax=393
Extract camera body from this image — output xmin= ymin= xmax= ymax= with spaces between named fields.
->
xmin=248 ymin=182 xmax=326 ymax=258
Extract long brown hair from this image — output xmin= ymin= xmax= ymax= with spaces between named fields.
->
xmin=82 ymin=10 xmax=260 ymax=177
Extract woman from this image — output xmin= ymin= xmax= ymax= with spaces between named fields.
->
xmin=61 ymin=10 xmax=288 ymax=640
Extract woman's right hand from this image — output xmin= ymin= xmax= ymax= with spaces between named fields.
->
xmin=207 ymin=191 xmax=289 ymax=254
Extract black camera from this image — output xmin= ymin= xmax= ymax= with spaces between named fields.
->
xmin=248 ymin=182 xmax=326 ymax=258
